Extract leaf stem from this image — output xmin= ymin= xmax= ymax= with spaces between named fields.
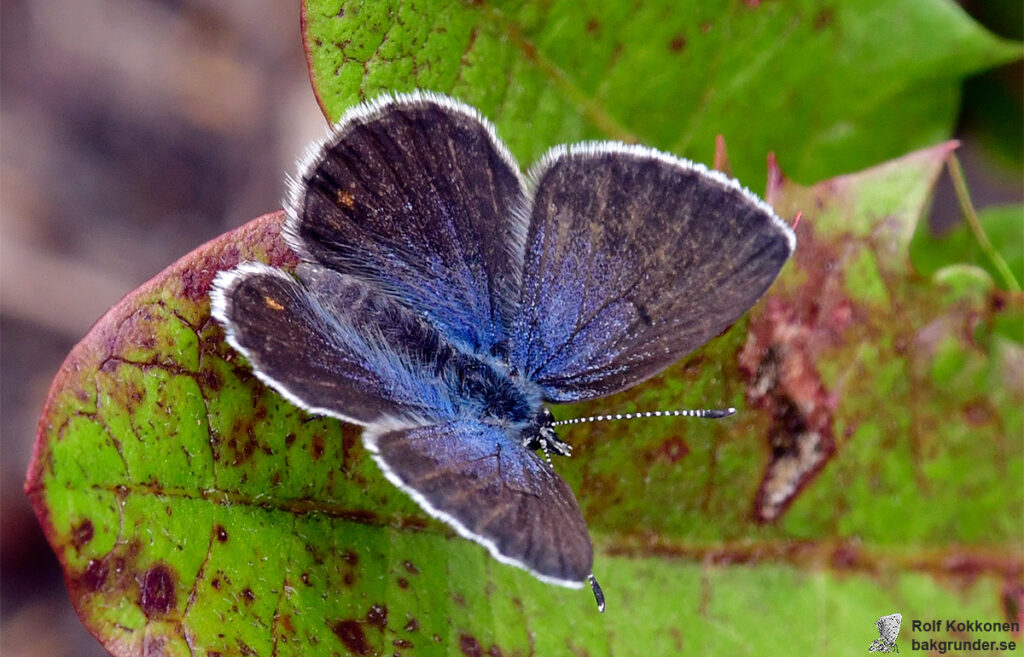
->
xmin=947 ymin=154 xmax=1021 ymax=292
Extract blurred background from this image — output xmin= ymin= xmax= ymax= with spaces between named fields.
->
xmin=0 ymin=1 xmax=1019 ymax=655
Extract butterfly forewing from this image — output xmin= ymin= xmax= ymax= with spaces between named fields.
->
xmin=510 ymin=144 xmax=795 ymax=402
xmin=286 ymin=93 xmax=528 ymax=355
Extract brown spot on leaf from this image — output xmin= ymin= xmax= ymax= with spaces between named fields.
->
xmin=669 ymin=35 xmax=686 ymax=52
xmin=397 ymin=577 xmax=409 ymax=589
xmin=813 ymin=7 xmax=835 ymax=30
xmin=649 ymin=436 xmax=690 ymax=465
xmin=1003 ymin=584 xmax=1023 ymax=637
xmin=403 ymin=560 xmax=419 ymax=575
xmin=211 ymin=577 xmax=221 ymax=590
xmin=139 ymin=564 xmax=175 ymax=617
xmin=225 ymin=418 xmax=260 ymax=466
xmin=330 ymin=619 xmax=370 ymax=655
xmin=142 ymin=636 xmax=167 ymax=657
xmin=520 ymin=39 xmax=537 ymax=61
xmin=830 ymin=542 xmax=865 ymax=570
xmin=241 ymin=588 xmax=255 ymax=604
xmin=81 ymin=558 xmax=109 ymax=592
xmin=460 ymin=634 xmax=483 ymax=657
xmin=180 ymin=267 xmax=212 ymax=303
xmin=669 ymin=627 xmax=683 ymax=651
xmin=394 ymin=638 xmax=414 ymax=649
xmin=310 ymin=433 xmax=325 ymax=460
xmin=72 ymin=519 xmax=95 ymax=550
xmin=342 ymin=549 xmax=359 ymax=565
xmin=342 ymin=427 xmax=358 ymax=463
xmin=398 ymin=515 xmax=428 ymax=530
xmin=367 ymin=604 xmax=388 ymax=630
xmin=236 ymin=640 xmax=258 ymax=656
xmin=198 ymin=366 xmax=223 ymax=392
xmin=586 ymin=18 xmax=600 ymax=35
xmin=215 ymin=525 xmax=228 ymax=542
xmin=963 ymin=399 xmax=995 ymax=426
xmin=404 ymin=617 xmax=420 ymax=632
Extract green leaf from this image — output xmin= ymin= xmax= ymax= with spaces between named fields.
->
xmin=303 ymin=0 xmax=1021 ymax=185
xmin=30 ymin=2 xmax=1024 ymax=655
xmin=28 ymin=144 xmax=1023 ymax=654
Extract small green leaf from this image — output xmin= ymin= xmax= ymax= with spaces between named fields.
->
xmin=911 ymin=203 xmax=1024 ymax=291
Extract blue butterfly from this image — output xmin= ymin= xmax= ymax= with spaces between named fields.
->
xmin=211 ymin=91 xmax=795 ymax=611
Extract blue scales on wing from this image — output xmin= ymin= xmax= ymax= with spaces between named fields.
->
xmin=212 ymin=261 xmax=534 ymax=428
xmin=284 ymin=93 xmax=528 ymax=356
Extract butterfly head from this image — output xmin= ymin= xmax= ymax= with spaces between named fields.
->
xmin=521 ymin=407 xmax=572 ymax=457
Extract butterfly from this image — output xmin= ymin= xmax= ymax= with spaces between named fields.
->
xmin=869 ymin=613 xmax=902 ymax=653
xmin=210 ymin=91 xmax=795 ymax=611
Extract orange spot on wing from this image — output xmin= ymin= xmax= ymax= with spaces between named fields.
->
xmin=264 ymin=296 xmax=285 ymax=311
xmin=336 ymin=190 xmax=356 ymax=208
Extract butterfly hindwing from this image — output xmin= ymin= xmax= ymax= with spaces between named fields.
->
xmin=286 ymin=92 xmax=528 ymax=355
xmin=211 ymin=262 xmax=464 ymax=425
xmin=510 ymin=144 xmax=795 ymax=402
xmin=364 ymin=419 xmax=593 ymax=587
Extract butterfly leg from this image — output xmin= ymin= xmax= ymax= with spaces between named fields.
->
xmin=540 ymin=443 xmax=554 ymax=467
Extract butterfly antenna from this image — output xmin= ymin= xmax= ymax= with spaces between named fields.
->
xmin=588 ymin=574 xmax=605 ymax=613
xmin=552 ymin=407 xmax=736 ymax=427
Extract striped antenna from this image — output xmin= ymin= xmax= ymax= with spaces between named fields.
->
xmin=552 ymin=407 xmax=736 ymax=427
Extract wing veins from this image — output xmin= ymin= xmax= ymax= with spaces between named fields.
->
xmin=532 ymin=269 xmax=647 ymax=377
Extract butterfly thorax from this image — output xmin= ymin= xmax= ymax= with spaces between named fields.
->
xmin=444 ymin=349 xmax=567 ymax=456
